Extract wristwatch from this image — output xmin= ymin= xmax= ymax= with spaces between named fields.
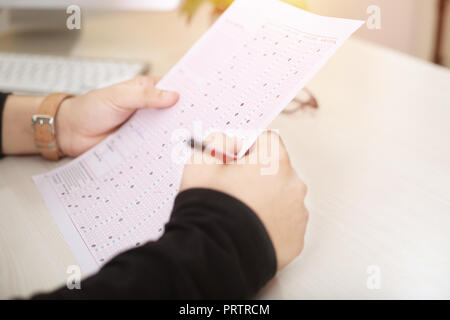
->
xmin=32 ymin=93 xmax=73 ymax=161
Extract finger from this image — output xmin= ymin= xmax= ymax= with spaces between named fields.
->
xmin=106 ymin=76 xmax=179 ymax=110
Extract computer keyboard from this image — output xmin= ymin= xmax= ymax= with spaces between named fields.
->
xmin=0 ymin=52 xmax=149 ymax=95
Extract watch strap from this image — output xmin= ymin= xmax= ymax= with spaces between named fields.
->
xmin=33 ymin=93 xmax=73 ymax=161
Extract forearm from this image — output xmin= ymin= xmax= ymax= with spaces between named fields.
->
xmin=1 ymin=94 xmax=45 ymax=155
xmin=32 ymin=189 xmax=277 ymax=299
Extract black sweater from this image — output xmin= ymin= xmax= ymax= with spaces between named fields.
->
xmin=0 ymin=93 xmax=277 ymax=299
xmin=32 ymin=189 xmax=277 ymax=299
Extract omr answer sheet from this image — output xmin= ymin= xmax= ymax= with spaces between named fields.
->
xmin=34 ymin=0 xmax=363 ymax=275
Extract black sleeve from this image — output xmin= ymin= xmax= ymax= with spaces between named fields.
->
xmin=0 ymin=92 xmax=11 ymax=158
xmin=32 ymin=188 xmax=277 ymax=299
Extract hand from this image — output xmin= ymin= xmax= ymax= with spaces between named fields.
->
xmin=180 ymin=131 xmax=309 ymax=271
xmin=56 ymin=76 xmax=179 ymax=157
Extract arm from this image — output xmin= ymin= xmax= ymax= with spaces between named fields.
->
xmin=32 ymin=131 xmax=309 ymax=299
xmin=0 ymin=76 xmax=179 ymax=158
xmin=1 ymin=94 xmax=43 ymax=155
xmin=32 ymin=189 xmax=277 ymax=299
xmin=1 ymin=79 xmax=308 ymax=298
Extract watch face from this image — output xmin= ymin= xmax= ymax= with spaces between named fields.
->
xmin=33 ymin=116 xmax=56 ymax=146
xmin=33 ymin=93 xmax=72 ymax=160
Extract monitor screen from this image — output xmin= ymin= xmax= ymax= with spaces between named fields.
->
xmin=0 ymin=0 xmax=181 ymax=11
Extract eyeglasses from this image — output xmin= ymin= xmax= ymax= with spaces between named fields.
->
xmin=282 ymin=88 xmax=318 ymax=114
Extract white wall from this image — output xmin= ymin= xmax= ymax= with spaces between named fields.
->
xmin=308 ymin=0 xmax=438 ymax=61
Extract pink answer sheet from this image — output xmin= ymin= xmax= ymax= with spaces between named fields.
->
xmin=33 ymin=0 xmax=363 ymax=275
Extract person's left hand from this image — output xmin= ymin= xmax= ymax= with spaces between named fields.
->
xmin=55 ymin=76 xmax=179 ymax=157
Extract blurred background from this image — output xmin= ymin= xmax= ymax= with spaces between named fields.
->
xmin=0 ymin=0 xmax=448 ymax=95
xmin=182 ymin=0 xmax=450 ymax=67
xmin=309 ymin=0 xmax=449 ymax=67
xmin=0 ymin=0 xmax=448 ymax=66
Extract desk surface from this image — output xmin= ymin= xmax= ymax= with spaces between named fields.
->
xmin=1 ymin=8 xmax=450 ymax=299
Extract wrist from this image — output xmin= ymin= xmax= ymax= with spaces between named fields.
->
xmin=55 ymin=97 xmax=74 ymax=157
xmin=2 ymin=95 xmax=43 ymax=155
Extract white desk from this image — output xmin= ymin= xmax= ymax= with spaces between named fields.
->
xmin=1 ymin=8 xmax=449 ymax=299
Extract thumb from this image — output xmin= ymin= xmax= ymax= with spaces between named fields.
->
xmin=104 ymin=76 xmax=179 ymax=111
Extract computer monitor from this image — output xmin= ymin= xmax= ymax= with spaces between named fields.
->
xmin=0 ymin=0 xmax=181 ymax=11
xmin=0 ymin=0 xmax=182 ymax=55
xmin=0 ymin=0 xmax=181 ymax=36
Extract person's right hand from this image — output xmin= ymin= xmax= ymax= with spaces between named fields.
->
xmin=180 ymin=131 xmax=309 ymax=271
